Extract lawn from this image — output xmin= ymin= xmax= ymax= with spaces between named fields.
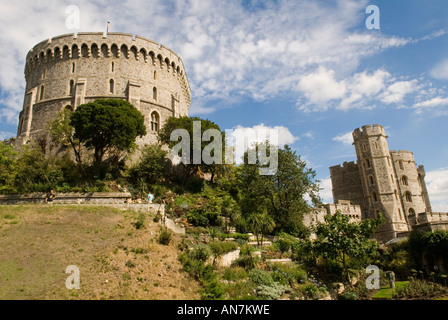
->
xmin=372 ymin=281 xmax=408 ymax=299
xmin=0 ymin=204 xmax=200 ymax=300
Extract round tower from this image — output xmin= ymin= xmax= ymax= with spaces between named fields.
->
xmin=17 ymin=32 xmax=191 ymax=149
xmin=353 ymin=124 xmax=410 ymax=241
xmin=390 ymin=150 xmax=428 ymax=226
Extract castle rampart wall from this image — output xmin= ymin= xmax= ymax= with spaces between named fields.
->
xmin=18 ymin=32 xmax=191 ymax=148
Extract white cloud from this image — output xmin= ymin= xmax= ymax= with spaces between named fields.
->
xmin=298 ymin=67 xmax=346 ymax=106
xmin=379 ymin=80 xmax=420 ymax=104
xmin=332 ymin=132 xmax=353 ymax=145
xmin=0 ymin=0 xmax=416 ymax=125
xmin=430 ymin=58 xmax=448 ymax=80
xmin=318 ymin=177 xmax=334 ymax=204
xmin=426 ymin=168 xmax=448 ymax=212
xmin=229 ymin=123 xmax=298 ymax=163
xmin=413 ymin=97 xmax=448 ymax=108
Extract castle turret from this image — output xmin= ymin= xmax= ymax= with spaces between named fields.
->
xmin=390 ymin=151 xmax=429 ymax=226
xmin=17 ymin=32 xmax=191 ymax=150
xmin=352 ymin=125 xmax=410 ymax=241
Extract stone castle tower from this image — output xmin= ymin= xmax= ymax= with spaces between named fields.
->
xmin=330 ymin=124 xmax=432 ymax=242
xmin=17 ymin=32 xmax=191 ymax=148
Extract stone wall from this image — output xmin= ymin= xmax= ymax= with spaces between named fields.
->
xmin=0 ymin=192 xmax=132 ymax=205
xmin=17 ymin=32 xmax=191 ymax=150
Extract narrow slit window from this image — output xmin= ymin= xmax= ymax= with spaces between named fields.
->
xmin=109 ymin=79 xmax=114 ymax=94
xmin=153 ymin=87 xmax=157 ymax=101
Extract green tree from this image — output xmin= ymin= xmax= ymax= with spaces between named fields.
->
xmin=70 ymin=99 xmax=146 ymax=164
xmin=311 ymin=210 xmax=384 ymax=284
xmin=247 ymin=211 xmax=275 ymax=247
xmin=0 ymin=142 xmax=17 ymax=193
xmin=158 ymin=116 xmax=224 ymax=185
xmin=127 ymin=144 xmax=168 ymax=197
xmin=13 ymin=145 xmax=65 ymax=193
xmin=49 ymin=108 xmax=82 ymax=163
xmin=238 ymin=143 xmax=321 ymax=237
xmin=408 ymin=230 xmax=448 ymax=271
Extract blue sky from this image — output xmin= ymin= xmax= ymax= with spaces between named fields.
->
xmin=0 ymin=0 xmax=447 ymax=210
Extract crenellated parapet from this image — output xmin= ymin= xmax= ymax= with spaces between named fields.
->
xmin=352 ymin=124 xmax=387 ymax=141
xmin=17 ymin=32 xmax=191 ymax=148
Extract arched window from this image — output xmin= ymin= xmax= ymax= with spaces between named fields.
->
xmin=398 ymin=208 xmax=402 ymax=220
xmin=72 ymin=62 xmax=75 ymax=73
xmin=401 ymin=176 xmax=408 ymax=186
xmin=154 ymin=70 xmax=157 ymax=80
xmin=151 ymin=112 xmax=159 ymax=131
xmin=109 ymin=79 xmax=114 ymax=94
xmin=81 ymin=44 xmax=89 ymax=58
xmin=409 ymin=208 xmax=415 ymax=216
xmin=394 ymin=190 xmax=398 ymax=201
xmin=399 ymin=160 xmax=404 ymax=170
xmin=71 ymin=44 xmax=79 ymax=59
xmin=405 ymin=191 xmax=412 ymax=203
xmin=111 ymin=44 xmax=118 ymax=58
xmin=101 ymin=44 xmax=108 ymax=58
xmin=111 ymin=62 xmax=114 ymax=72
xmin=39 ymin=85 xmax=44 ymax=101
xmin=153 ymin=87 xmax=157 ymax=101
xmin=369 ymin=175 xmax=374 ymax=185
xmin=91 ymin=44 xmax=99 ymax=58
xmin=372 ymin=191 xmax=378 ymax=202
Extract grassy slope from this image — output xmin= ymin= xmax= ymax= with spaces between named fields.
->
xmin=0 ymin=205 xmax=200 ymax=300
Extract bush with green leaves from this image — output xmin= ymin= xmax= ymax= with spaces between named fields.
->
xmin=338 ymin=291 xmax=359 ymax=300
xmin=249 ymin=269 xmax=274 ymax=287
xmin=201 ymin=278 xmax=226 ymax=300
xmin=256 ymin=283 xmax=289 ymax=300
xmin=133 ymin=213 xmax=146 ymax=230
xmin=233 ymin=244 xmax=259 ymax=270
xmin=223 ymin=267 xmax=248 ymax=282
xmin=394 ymin=279 xmax=448 ymax=299
xmin=157 ymin=227 xmax=173 ymax=245
xmin=269 ymin=263 xmax=307 ymax=286
xmin=302 ymin=283 xmax=327 ymax=300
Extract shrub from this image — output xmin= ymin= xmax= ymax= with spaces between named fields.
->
xmin=256 ymin=283 xmax=289 ymax=300
xmin=201 ymin=279 xmax=226 ymax=300
xmin=394 ymin=279 xmax=448 ymax=299
xmin=338 ymin=291 xmax=359 ymax=300
xmin=133 ymin=213 xmax=146 ymax=229
xmin=277 ymin=239 xmax=292 ymax=253
xmin=223 ymin=267 xmax=248 ymax=282
xmin=249 ymin=269 xmax=274 ymax=287
xmin=269 ymin=264 xmax=307 ymax=286
xmin=304 ymin=284 xmax=320 ymax=300
xmin=157 ymin=227 xmax=173 ymax=245
xmin=190 ymin=244 xmax=213 ymax=262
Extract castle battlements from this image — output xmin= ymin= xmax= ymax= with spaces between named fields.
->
xmin=353 ymin=124 xmax=387 ymax=140
xmin=17 ymin=32 xmax=191 ymax=151
xmin=329 ymin=124 xmax=444 ymax=242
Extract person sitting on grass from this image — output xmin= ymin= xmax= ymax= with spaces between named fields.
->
xmin=45 ymin=190 xmax=55 ymax=204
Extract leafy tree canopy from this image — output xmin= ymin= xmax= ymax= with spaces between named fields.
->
xmin=311 ymin=210 xmax=384 ymax=283
xmin=238 ymin=143 xmax=321 ymax=238
xmin=70 ymin=99 xmax=146 ymax=164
